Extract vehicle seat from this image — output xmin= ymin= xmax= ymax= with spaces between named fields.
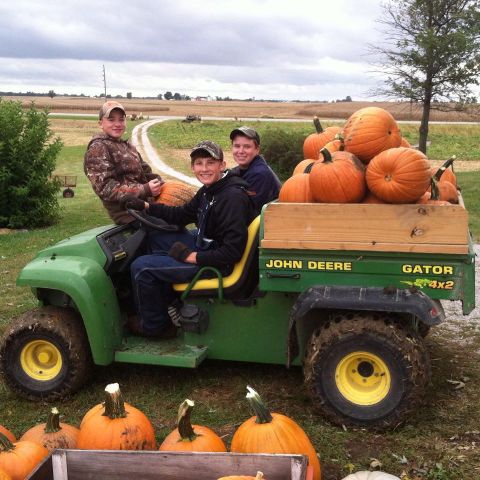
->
xmin=173 ymin=216 xmax=260 ymax=298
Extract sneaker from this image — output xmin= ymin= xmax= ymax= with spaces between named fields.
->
xmin=167 ymin=305 xmax=182 ymax=326
xmin=126 ymin=314 xmax=177 ymax=339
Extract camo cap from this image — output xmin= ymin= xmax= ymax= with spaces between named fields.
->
xmin=230 ymin=126 xmax=260 ymax=145
xmin=99 ymin=101 xmax=126 ymax=120
xmin=190 ymin=140 xmax=224 ymax=161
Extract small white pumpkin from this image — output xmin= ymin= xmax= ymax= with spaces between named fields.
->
xmin=342 ymin=472 xmax=400 ymax=480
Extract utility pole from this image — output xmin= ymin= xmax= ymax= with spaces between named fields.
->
xmin=103 ymin=65 xmax=107 ymax=99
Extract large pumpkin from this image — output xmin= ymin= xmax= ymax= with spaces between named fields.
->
xmin=342 ymin=107 xmax=402 ymax=163
xmin=0 ymin=468 xmax=11 ymax=480
xmin=279 ymin=174 xmax=314 ymax=203
xmin=155 ymin=181 xmax=196 ymax=206
xmin=77 ymin=383 xmax=156 ymax=450
xmin=20 ymin=407 xmax=79 ymax=452
xmin=231 ymin=386 xmax=321 ymax=480
xmin=303 ymin=117 xmax=341 ymax=159
xmin=218 ymin=472 xmax=264 ymax=480
xmin=0 ymin=432 xmax=49 ymax=480
xmin=309 ymin=149 xmax=366 ymax=203
xmin=159 ymin=399 xmax=226 ymax=452
xmin=366 ymin=147 xmax=431 ymax=203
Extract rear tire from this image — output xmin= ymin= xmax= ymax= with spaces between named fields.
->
xmin=303 ymin=311 xmax=430 ymax=429
xmin=0 ymin=306 xmax=91 ymax=400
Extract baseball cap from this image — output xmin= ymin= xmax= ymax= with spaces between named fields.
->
xmin=99 ymin=101 xmax=126 ymax=120
xmin=190 ymin=140 xmax=224 ymax=161
xmin=229 ymin=126 xmax=260 ymax=145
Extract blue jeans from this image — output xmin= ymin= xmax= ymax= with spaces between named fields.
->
xmin=130 ymin=230 xmax=201 ymax=335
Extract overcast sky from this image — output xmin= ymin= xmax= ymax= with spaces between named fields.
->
xmin=0 ymin=0 xmax=387 ymax=101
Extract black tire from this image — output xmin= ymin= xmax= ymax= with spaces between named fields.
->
xmin=303 ymin=311 xmax=430 ymax=429
xmin=0 ymin=306 xmax=92 ymax=400
xmin=62 ymin=188 xmax=74 ymax=198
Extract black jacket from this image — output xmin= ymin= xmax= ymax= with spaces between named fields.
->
xmin=148 ymin=172 xmax=256 ymax=273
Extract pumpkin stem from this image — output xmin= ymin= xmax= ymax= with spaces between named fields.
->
xmin=102 ymin=383 xmax=127 ymax=419
xmin=433 ymin=155 xmax=456 ymax=181
xmin=319 ymin=148 xmax=333 ymax=163
xmin=177 ymin=399 xmax=197 ymax=442
xmin=255 ymin=472 xmax=264 ymax=480
xmin=334 ymin=133 xmax=345 ymax=151
xmin=430 ymin=178 xmax=440 ymax=200
xmin=313 ymin=116 xmax=324 ymax=134
xmin=246 ymin=386 xmax=273 ymax=424
xmin=303 ymin=161 xmax=315 ymax=174
xmin=0 ymin=432 xmax=14 ymax=452
xmin=44 ymin=407 xmax=61 ymax=434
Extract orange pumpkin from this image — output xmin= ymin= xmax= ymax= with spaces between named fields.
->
xmin=231 ymin=387 xmax=321 ymax=480
xmin=77 ymin=383 xmax=156 ymax=450
xmin=342 ymin=107 xmax=402 ymax=163
xmin=0 ymin=468 xmax=11 ymax=480
xmin=20 ymin=407 xmax=79 ymax=452
xmin=293 ymin=159 xmax=316 ymax=176
xmin=159 ymin=399 xmax=226 ymax=452
xmin=321 ymin=135 xmax=344 ymax=155
xmin=0 ymin=432 xmax=48 ymax=480
xmin=366 ymin=147 xmax=431 ymax=203
xmin=431 ymin=156 xmax=457 ymax=187
xmin=303 ymin=117 xmax=341 ymax=159
xmin=155 ymin=181 xmax=197 ymax=206
xmin=309 ymin=149 xmax=366 ymax=203
xmin=0 ymin=427 xmax=15 ymax=444
xmin=279 ymin=174 xmax=314 ymax=203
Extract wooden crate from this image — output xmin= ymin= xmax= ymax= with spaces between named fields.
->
xmin=261 ymin=201 xmax=470 ymax=254
xmin=28 ymin=450 xmax=309 ymax=480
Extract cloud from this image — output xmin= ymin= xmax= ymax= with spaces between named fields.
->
xmin=0 ymin=0 xmax=385 ymax=100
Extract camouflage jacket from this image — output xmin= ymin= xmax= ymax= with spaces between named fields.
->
xmin=84 ymin=134 xmax=162 ymax=224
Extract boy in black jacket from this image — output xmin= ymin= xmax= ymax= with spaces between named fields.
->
xmin=123 ymin=140 xmax=255 ymax=338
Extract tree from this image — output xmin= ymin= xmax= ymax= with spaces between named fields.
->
xmin=126 ymin=92 xmax=132 ymax=99
xmin=157 ymin=93 xmax=163 ymax=100
xmin=0 ymin=99 xmax=63 ymax=228
xmin=48 ymin=90 xmax=56 ymax=98
xmin=173 ymin=92 xmax=181 ymax=100
xmin=164 ymin=91 xmax=173 ymax=100
xmin=370 ymin=0 xmax=480 ymax=153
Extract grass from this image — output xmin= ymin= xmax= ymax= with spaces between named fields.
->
xmin=0 ymin=118 xmax=479 ymax=479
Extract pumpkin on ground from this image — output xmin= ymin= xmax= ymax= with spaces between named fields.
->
xmin=0 ymin=432 xmax=49 ymax=480
xmin=366 ymin=147 xmax=431 ymax=203
xmin=342 ymin=107 xmax=402 ymax=163
xmin=159 ymin=399 xmax=226 ymax=452
xmin=0 ymin=427 xmax=15 ymax=444
xmin=77 ymin=383 xmax=156 ymax=450
xmin=155 ymin=181 xmax=197 ymax=206
xmin=230 ymin=386 xmax=321 ymax=480
xmin=341 ymin=471 xmax=400 ymax=480
xmin=309 ymin=149 xmax=366 ymax=203
xmin=20 ymin=407 xmax=79 ymax=452
xmin=303 ymin=117 xmax=341 ymax=160
xmin=279 ymin=174 xmax=314 ymax=203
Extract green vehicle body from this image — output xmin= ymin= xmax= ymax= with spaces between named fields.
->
xmin=16 ymin=213 xmax=475 ymax=369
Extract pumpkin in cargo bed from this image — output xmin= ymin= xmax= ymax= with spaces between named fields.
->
xmin=303 ymin=117 xmax=341 ymax=160
xmin=77 ymin=383 xmax=156 ymax=450
xmin=366 ymin=147 xmax=431 ymax=203
xmin=20 ymin=407 xmax=79 ymax=452
xmin=231 ymin=386 xmax=321 ymax=480
xmin=309 ymin=148 xmax=366 ymax=203
xmin=279 ymin=173 xmax=314 ymax=203
xmin=159 ymin=399 xmax=226 ymax=452
xmin=342 ymin=107 xmax=402 ymax=163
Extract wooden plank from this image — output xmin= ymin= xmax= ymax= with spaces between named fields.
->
xmin=52 ymin=451 xmax=69 ymax=480
xmin=261 ymin=202 xmax=469 ymax=253
xmin=40 ymin=451 xmax=308 ymax=480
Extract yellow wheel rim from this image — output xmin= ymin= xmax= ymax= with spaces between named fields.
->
xmin=335 ymin=351 xmax=391 ymax=405
xmin=20 ymin=340 xmax=62 ymax=381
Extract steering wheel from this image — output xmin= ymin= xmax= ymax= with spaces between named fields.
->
xmin=128 ymin=209 xmax=181 ymax=232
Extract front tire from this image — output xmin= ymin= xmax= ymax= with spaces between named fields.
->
xmin=0 ymin=306 xmax=91 ymax=400
xmin=303 ymin=311 xmax=430 ymax=429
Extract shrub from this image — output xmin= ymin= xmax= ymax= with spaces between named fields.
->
xmin=261 ymin=127 xmax=305 ymax=181
xmin=0 ymin=99 xmax=63 ymax=228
